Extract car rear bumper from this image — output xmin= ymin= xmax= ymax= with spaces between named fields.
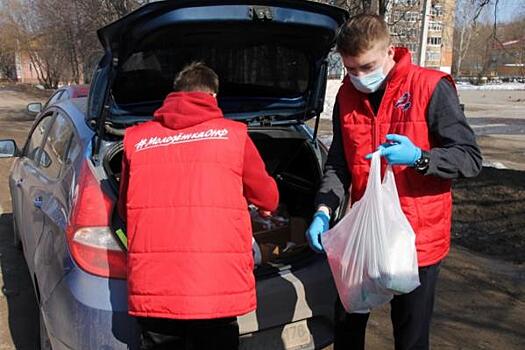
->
xmin=42 ymin=255 xmax=336 ymax=350
xmin=239 ymin=255 xmax=337 ymax=349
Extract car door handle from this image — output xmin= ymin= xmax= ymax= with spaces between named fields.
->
xmin=33 ymin=196 xmax=43 ymax=209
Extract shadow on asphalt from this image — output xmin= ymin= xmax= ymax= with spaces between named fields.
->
xmin=0 ymin=213 xmax=39 ymax=349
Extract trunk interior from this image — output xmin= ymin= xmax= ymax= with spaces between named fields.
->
xmin=104 ymin=127 xmax=322 ymax=268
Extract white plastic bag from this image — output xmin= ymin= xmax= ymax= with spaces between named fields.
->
xmin=322 ymin=151 xmax=420 ymax=313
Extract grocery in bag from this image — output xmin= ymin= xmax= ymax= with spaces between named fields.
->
xmin=322 ymin=151 xmax=420 ymax=313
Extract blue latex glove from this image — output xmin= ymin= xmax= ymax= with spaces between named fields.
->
xmin=306 ymin=211 xmax=330 ymax=253
xmin=366 ymin=134 xmax=421 ymax=166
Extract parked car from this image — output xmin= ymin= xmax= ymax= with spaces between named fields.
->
xmin=26 ymin=85 xmax=89 ymax=117
xmin=0 ymin=1 xmax=348 ymax=349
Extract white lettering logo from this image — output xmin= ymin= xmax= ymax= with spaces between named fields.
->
xmin=134 ymin=128 xmax=229 ymax=152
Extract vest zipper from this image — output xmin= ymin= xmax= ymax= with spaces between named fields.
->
xmin=364 ymin=98 xmax=378 ymax=149
xmin=370 ymin=81 xmax=391 ymax=149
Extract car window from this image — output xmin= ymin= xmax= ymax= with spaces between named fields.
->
xmin=25 ymin=114 xmax=54 ymax=163
xmin=60 ymin=90 xmax=71 ymax=100
xmin=113 ymin=44 xmax=310 ymax=105
xmin=66 ymin=133 xmax=82 ymax=165
xmin=44 ymin=90 xmax=64 ymax=108
xmin=40 ymin=113 xmax=74 ymax=179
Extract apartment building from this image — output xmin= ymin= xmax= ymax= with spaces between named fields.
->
xmin=388 ymin=0 xmax=456 ymax=73
xmin=15 ymin=52 xmax=40 ymax=84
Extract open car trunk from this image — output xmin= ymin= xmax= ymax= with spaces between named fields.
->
xmin=104 ymin=127 xmax=322 ymax=269
xmin=87 ymin=0 xmax=347 ymax=134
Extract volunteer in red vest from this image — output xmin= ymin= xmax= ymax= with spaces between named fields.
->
xmin=306 ymin=14 xmax=482 ymax=350
xmin=118 ymin=62 xmax=279 ymax=349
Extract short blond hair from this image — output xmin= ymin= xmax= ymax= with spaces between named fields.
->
xmin=336 ymin=14 xmax=391 ymax=56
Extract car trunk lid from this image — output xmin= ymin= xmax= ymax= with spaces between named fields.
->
xmin=88 ymin=0 xmax=347 ymax=132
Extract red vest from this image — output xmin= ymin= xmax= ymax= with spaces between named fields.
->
xmin=123 ymin=94 xmax=255 ymax=319
xmin=337 ymin=48 xmax=453 ymax=266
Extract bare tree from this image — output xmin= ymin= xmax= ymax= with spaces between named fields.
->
xmin=330 ymin=0 xmax=391 ymax=17
xmin=452 ymin=0 xmax=490 ymax=75
xmin=332 ymin=0 xmax=371 ymax=15
xmin=0 ymin=15 xmax=17 ymax=80
xmin=454 ymin=0 xmax=525 ymax=79
xmin=0 ymin=0 xmax=146 ymax=87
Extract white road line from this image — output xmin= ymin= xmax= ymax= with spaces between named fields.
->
xmin=471 ymin=124 xmax=508 ymax=128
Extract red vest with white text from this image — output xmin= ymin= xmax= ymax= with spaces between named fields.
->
xmin=123 ymin=93 xmax=255 ymax=319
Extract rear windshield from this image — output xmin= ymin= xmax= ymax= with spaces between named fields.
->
xmin=113 ymin=44 xmax=310 ymax=106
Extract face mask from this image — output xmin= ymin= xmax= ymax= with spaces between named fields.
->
xmin=349 ymin=66 xmax=386 ymax=94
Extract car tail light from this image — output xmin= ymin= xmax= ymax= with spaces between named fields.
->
xmin=66 ymin=161 xmax=127 ymax=279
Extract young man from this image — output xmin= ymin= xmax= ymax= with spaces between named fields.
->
xmin=119 ymin=62 xmax=279 ymax=349
xmin=306 ymin=14 xmax=482 ymax=350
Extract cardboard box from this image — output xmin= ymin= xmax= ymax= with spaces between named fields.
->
xmin=289 ymin=216 xmax=308 ymax=244
xmin=259 ymin=243 xmax=282 ymax=263
xmin=253 ymin=225 xmax=290 ymax=246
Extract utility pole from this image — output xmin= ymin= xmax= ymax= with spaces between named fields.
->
xmin=418 ymin=0 xmax=432 ymax=67
xmin=370 ymin=0 xmax=380 ymax=15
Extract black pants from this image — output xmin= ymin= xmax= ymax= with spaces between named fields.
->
xmin=334 ymin=262 xmax=441 ymax=350
xmin=136 ymin=317 xmax=239 ymax=350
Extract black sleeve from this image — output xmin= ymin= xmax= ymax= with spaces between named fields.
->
xmin=425 ymin=78 xmax=482 ymax=179
xmin=314 ymin=101 xmax=351 ymax=214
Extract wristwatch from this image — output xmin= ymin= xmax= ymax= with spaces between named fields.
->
xmin=413 ymin=150 xmax=430 ymax=174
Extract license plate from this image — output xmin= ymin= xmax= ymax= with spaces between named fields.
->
xmin=239 ymin=320 xmax=313 ymax=350
xmin=281 ymin=320 xmax=312 ymax=349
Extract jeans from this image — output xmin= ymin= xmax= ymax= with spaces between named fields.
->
xmin=136 ymin=316 xmax=239 ymax=350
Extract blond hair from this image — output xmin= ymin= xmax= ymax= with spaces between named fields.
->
xmin=336 ymin=14 xmax=391 ymax=56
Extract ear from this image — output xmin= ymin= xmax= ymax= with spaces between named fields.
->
xmin=387 ymin=45 xmax=395 ymax=58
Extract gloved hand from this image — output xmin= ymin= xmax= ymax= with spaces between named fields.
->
xmin=366 ymin=134 xmax=421 ymax=166
xmin=306 ymin=211 xmax=330 ymax=253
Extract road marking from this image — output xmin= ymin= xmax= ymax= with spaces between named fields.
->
xmin=471 ymin=124 xmax=508 ymax=128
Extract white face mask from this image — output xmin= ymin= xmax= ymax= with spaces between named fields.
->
xmin=349 ymin=66 xmax=386 ymax=94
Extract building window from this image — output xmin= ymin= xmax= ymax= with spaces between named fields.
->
xmin=426 ymin=51 xmax=441 ymax=62
xmin=429 ymin=21 xmax=442 ymax=32
xmin=404 ymin=43 xmax=418 ymax=53
xmin=409 ymin=0 xmax=419 ymax=5
xmin=427 ymin=37 xmax=442 ymax=46
xmin=394 ymin=0 xmax=419 ymax=5
xmin=394 ymin=27 xmax=419 ymax=39
xmin=408 ymin=28 xmax=418 ymax=37
xmin=431 ymin=5 xmax=443 ymax=17
xmin=403 ymin=11 xmax=420 ymax=22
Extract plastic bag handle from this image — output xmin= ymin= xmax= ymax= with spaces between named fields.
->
xmin=383 ymin=165 xmax=399 ymax=196
xmin=362 ymin=151 xmax=382 ymax=198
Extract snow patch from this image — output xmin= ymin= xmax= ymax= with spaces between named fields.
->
xmin=457 ymin=82 xmax=525 ymax=91
xmin=322 ymin=79 xmax=342 ymax=120
xmin=482 ymin=160 xmax=508 ymax=169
